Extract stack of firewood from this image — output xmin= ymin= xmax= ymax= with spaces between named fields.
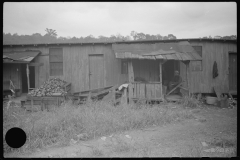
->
xmin=28 ymin=78 xmax=68 ymax=97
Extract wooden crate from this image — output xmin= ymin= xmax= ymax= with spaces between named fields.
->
xmin=22 ymin=95 xmax=66 ymax=111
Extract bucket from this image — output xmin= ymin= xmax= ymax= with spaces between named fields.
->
xmin=206 ymin=96 xmax=217 ymax=105
xmin=218 ymin=96 xmax=229 ymax=108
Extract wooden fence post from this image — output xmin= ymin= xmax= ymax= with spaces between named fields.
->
xmin=128 ymin=60 xmax=134 ymax=104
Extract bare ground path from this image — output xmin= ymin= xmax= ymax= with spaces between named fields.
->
xmin=5 ymin=106 xmax=237 ymax=157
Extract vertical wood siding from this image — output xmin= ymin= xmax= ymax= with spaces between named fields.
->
xmin=3 ymin=41 xmax=236 ymax=94
xmin=3 ymin=64 xmax=21 ymax=90
xmin=185 ymin=41 xmax=237 ymax=93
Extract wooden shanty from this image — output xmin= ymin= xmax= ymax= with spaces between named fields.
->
xmin=112 ymin=41 xmax=201 ymax=102
xmin=3 ymin=39 xmax=237 ymax=102
xmin=3 ymin=50 xmax=42 ymax=96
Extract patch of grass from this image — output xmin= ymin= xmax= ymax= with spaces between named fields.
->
xmin=209 ymin=137 xmax=236 ymax=148
xmin=91 ymin=147 xmax=104 ymax=157
xmin=181 ymin=95 xmax=202 ymax=108
xmin=3 ymin=100 xmax=195 ymax=155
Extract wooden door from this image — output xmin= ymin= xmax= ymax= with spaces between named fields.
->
xmin=89 ymin=55 xmax=104 ymax=90
xmin=229 ymin=53 xmax=237 ymax=91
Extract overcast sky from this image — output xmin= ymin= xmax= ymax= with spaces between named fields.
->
xmin=3 ymin=2 xmax=237 ymax=39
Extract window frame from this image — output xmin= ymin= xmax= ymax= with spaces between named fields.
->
xmin=49 ymin=48 xmax=63 ymax=76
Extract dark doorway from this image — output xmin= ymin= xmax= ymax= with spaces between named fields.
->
xmin=29 ymin=66 xmax=35 ymax=89
xmin=162 ymin=60 xmax=180 ymax=85
xmin=21 ymin=64 xmax=28 ymax=93
xmin=21 ymin=64 xmax=35 ymax=93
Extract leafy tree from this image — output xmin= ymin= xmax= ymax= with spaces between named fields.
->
xmin=45 ymin=28 xmax=57 ymax=37
xmin=167 ymin=34 xmax=176 ymax=40
xmin=163 ymin=36 xmax=168 ymax=40
xmin=131 ymin=31 xmax=138 ymax=40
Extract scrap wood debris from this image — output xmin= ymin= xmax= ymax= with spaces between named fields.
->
xmin=228 ymin=98 xmax=237 ymax=108
xmin=28 ymin=78 xmax=68 ymax=97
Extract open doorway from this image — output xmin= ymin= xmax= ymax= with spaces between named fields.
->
xmin=162 ymin=60 xmax=180 ymax=86
xmin=21 ymin=64 xmax=35 ymax=93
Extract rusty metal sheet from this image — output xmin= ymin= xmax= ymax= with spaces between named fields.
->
xmin=124 ymin=52 xmax=132 ymax=58
xmin=115 ymin=52 xmax=123 ymax=59
xmin=3 ymin=50 xmax=40 ymax=63
xmin=112 ymin=41 xmax=202 ymax=61
xmin=174 ymin=52 xmax=183 ymax=60
xmin=138 ymin=55 xmax=145 ymax=59
xmin=164 ymin=54 xmax=175 ymax=60
xmin=155 ymin=55 xmax=164 ymax=59
xmin=179 ymin=52 xmax=189 ymax=60
xmin=131 ymin=54 xmax=140 ymax=59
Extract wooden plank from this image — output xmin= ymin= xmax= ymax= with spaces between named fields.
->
xmin=186 ymin=62 xmax=190 ymax=96
xmin=133 ymin=83 xmax=137 ymax=98
xmin=139 ymin=83 xmax=145 ymax=98
xmin=135 ymin=83 xmax=139 ymax=98
xmin=128 ymin=60 xmax=134 ymax=82
xmin=26 ymin=64 xmax=30 ymax=92
xmin=146 ymin=83 xmax=151 ymax=99
xmin=155 ymin=84 xmax=161 ymax=98
xmin=149 ymin=84 xmax=154 ymax=98
xmin=159 ymin=62 xmax=162 ymax=98
xmin=128 ymin=83 xmax=133 ymax=102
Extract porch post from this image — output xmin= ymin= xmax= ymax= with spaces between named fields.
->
xmin=186 ymin=61 xmax=190 ymax=96
xmin=26 ymin=64 xmax=30 ymax=93
xmin=128 ymin=60 xmax=134 ymax=104
xmin=159 ymin=61 xmax=163 ymax=101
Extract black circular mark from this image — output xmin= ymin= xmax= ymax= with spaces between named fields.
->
xmin=5 ymin=127 xmax=27 ymax=148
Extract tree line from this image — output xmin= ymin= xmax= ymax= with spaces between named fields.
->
xmin=3 ymin=29 xmax=177 ymax=44
xmin=3 ymin=28 xmax=236 ymax=44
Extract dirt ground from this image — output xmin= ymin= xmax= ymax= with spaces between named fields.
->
xmin=5 ymin=105 xmax=237 ymax=157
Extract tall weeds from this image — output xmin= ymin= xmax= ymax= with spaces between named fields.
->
xmin=3 ymin=100 xmax=194 ymax=155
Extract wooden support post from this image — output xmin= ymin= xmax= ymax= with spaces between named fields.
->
xmin=159 ymin=61 xmax=163 ymax=101
xmin=112 ymin=86 xmax=116 ymax=103
xmin=121 ymin=88 xmax=127 ymax=105
xmin=26 ymin=64 xmax=30 ymax=93
xmin=186 ymin=61 xmax=190 ymax=97
xmin=128 ymin=60 xmax=134 ymax=104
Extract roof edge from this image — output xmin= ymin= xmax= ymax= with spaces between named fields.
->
xmin=3 ymin=38 xmax=237 ymax=47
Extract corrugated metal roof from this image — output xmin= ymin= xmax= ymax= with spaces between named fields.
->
xmin=3 ymin=38 xmax=237 ymax=46
xmin=112 ymin=41 xmax=202 ymax=61
xmin=3 ymin=50 xmax=40 ymax=63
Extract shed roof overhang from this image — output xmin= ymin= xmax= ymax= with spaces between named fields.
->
xmin=3 ymin=50 xmax=40 ymax=64
xmin=112 ymin=41 xmax=202 ymax=61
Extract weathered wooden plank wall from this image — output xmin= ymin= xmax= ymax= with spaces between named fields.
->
xmin=3 ymin=44 xmax=127 ymax=93
xmin=3 ymin=64 xmax=21 ymax=90
xmin=179 ymin=41 xmax=237 ymax=93
xmin=3 ymin=40 xmax=236 ymax=94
